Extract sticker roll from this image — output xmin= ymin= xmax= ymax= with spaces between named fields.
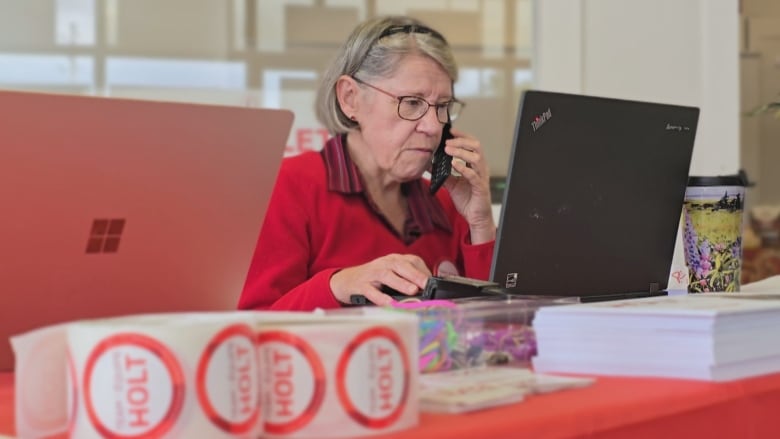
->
xmin=67 ymin=313 xmax=263 ymax=439
xmin=10 ymin=323 xmax=71 ymax=439
xmin=257 ymin=310 xmax=419 ymax=438
xmin=10 ymin=311 xmax=324 ymax=438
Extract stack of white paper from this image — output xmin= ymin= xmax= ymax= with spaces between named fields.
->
xmin=532 ymin=294 xmax=780 ymax=381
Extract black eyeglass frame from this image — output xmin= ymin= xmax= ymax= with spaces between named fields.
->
xmin=351 ymin=75 xmax=464 ymax=124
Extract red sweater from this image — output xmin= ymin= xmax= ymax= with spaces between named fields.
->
xmin=238 ymin=137 xmax=494 ymax=311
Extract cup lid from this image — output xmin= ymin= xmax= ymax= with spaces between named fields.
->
xmin=688 ymin=170 xmax=750 ymax=187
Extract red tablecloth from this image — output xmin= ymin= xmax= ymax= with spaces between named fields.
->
xmin=3 ymin=371 xmax=780 ymax=438
xmin=0 ymin=373 xmax=12 ymax=437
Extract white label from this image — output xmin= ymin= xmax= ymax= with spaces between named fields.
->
xmin=88 ymin=345 xmax=174 ymax=435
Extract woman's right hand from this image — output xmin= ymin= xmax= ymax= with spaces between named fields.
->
xmin=329 ymin=254 xmax=432 ymax=306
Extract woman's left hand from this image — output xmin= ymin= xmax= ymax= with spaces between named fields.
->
xmin=441 ymin=127 xmax=496 ymax=244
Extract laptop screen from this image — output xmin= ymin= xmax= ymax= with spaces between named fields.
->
xmin=0 ymin=90 xmax=293 ymax=370
xmin=490 ymin=90 xmax=699 ymax=298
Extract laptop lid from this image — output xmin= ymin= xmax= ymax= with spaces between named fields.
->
xmin=0 ymin=90 xmax=293 ymax=370
xmin=490 ymin=90 xmax=698 ymax=299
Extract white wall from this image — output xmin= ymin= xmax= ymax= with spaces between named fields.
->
xmin=533 ymin=0 xmax=740 ymax=176
xmin=531 ymin=0 xmax=740 ymax=290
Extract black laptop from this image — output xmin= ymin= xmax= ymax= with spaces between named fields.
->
xmin=489 ymin=90 xmax=699 ymax=302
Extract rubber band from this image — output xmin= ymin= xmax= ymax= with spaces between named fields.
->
xmin=389 ymin=299 xmax=462 ymax=373
xmin=390 ymin=299 xmax=538 ymax=372
xmin=390 ymin=299 xmax=457 ymax=310
xmin=464 ymin=324 xmax=537 ymax=365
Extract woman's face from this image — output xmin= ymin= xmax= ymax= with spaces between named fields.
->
xmin=355 ymin=54 xmax=453 ymax=182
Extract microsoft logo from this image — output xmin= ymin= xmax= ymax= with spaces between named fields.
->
xmin=86 ymin=219 xmax=126 ymax=254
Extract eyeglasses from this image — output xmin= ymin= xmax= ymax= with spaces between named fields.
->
xmin=351 ymin=76 xmax=463 ymax=124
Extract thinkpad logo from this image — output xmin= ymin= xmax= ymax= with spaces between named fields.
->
xmin=531 ymin=107 xmax=552 ymax=132
xmin=86 ymin=218 xmax=126 ymax=253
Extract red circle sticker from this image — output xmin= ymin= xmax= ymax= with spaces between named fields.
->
xmin=336 ymin=326 xmax=410 ymax=429
xmin=196 ymin=324 xmax=260 ymax=434
xmin=256 ymin=330 xmax=326 ymax=434
xmin=83 ymin=333 xmax=185 ymax=439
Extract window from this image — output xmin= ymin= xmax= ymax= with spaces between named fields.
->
xmin=0 ymin=0 xmax=533 ymax=176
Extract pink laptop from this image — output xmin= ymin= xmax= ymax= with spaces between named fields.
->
xmin=0 ymin=90 xmax=293 ymax=370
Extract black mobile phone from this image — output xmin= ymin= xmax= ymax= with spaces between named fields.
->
xmin=429 ymin=122 xmax=454 ymax=195
xmin=349 ymin=284 xmax=414 ymax=306
xmin=421 ymin=275 xmax=500 ymax=300
xmin=349 ymin=276 xmax=501 ymax=305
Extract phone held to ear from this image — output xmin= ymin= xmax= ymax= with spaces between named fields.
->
xmin=429 ymin=121 xmax=454 ymax=195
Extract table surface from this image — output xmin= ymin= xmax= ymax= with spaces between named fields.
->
xmin=5 ymin=277 xmax=780 ymax=438
xmin=3 ymin=370 xmax=780 ymax=439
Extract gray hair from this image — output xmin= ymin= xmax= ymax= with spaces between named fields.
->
xmin=315 ymin=16 xmax=458 ymax=135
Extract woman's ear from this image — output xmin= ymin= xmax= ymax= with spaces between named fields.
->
xmin=335 ymin=75 xmax=360 ymax=121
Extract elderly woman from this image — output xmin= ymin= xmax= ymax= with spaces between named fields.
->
xmin=238 ymin=16 xmax=495 ymax=310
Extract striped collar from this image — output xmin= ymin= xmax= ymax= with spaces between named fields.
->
xmin=321 ymin=135 xmax=452 ymax=239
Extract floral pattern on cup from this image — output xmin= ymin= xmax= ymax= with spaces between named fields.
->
xmin=683 ymin=193 xmax=743 ymax=293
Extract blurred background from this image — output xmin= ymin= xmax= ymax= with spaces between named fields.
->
xmin=1 ymin=0 xmax=778 ymax=280
xmin=0 ymin=0 xmax=533 ymax=179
